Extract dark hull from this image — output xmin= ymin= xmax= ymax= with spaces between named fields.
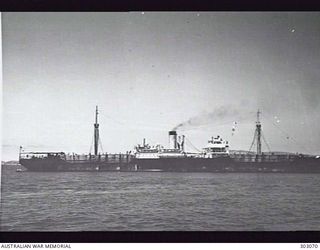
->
xmin=20 ymin=156 xmax=320 ymax=173
xmin=19 ymin=158 xmax=134 ymax=172
xmin=131 ymin=157 xmax=320 ymax=173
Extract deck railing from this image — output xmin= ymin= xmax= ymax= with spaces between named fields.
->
xmin=20 ymin=152 xmax=135 ymax=164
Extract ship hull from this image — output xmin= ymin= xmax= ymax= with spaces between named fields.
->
xmin=131 ymin=157 xmax=320 ymax=173
xmin=19 ymin=156 xmax=320 ymax=173
xmin=19 ymin=158 xmax=126 ymax=172
xmin=131 ymin=157 xmax=233 ymax=172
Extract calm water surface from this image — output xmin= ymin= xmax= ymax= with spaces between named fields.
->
xmin=1 ymin=165 xmax=320 ymax=231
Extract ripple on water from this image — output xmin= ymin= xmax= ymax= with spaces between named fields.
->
xmin=1 ymin=166 xmax=320 ymax=231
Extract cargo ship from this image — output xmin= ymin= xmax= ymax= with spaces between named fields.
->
xmin=19 ymin=107 xmax=320 ymax=172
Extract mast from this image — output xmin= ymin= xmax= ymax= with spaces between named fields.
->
xmin=19 ymin=146 xmax=22 ymax=161
xmin=94 ymin=106 xmax=99 ymax=156
xmin=256 ymin=109 xmax=262 ymax=155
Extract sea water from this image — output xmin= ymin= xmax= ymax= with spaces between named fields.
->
xmin=1 ymin=165 xmax=319 ymax=231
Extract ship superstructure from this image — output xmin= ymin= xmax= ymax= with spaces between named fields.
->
xmin=202 ymin=135 xmax=229 ymax=157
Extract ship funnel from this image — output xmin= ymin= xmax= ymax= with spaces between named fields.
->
xmin=169 ymin=130 xmax=177 ymax=149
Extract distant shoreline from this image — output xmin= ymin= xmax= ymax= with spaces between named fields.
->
xmin=1 ymin=161 xmax=20 ymax=166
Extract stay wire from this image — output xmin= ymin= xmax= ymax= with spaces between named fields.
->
xmin=249 ymin=130 xmax=257 ymax=152
xmin=185 ymin=137 xmax=201 ymax=152
xmin=99 ymin=137 xmax=104 ymax=153
xmin=89 ymin=133 xmax=94 ymax=154
xmin=261 ymin=112 xmax=312 ymax=154
xmin=262 ymin=131 xmax=271 ymax=152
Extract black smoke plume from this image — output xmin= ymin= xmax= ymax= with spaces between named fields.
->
xmin=172 ymin=105 xmax=253 ymax=131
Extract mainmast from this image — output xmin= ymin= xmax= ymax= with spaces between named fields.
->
xmin=256 ymin=109 xmax=262 ymax=155
xmin=94 ymin=106 xmax=99 ymax=156
xmin=249 ymin=109 xmax=263 ymax=155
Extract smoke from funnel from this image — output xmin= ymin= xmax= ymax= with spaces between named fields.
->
xmin=172 ymin=105 xmax=253 ymax=131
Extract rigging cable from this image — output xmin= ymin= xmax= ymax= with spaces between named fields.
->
xmin=261 ymin=131 xmax=271 ymax=152
xmin=185 ymin=137 xmax=201 ymax=152
xmin=103 ymin=114 xmax=169 ymax=132
xmin=178 ymin=119 xmax=243 ymax=132
xmin=261 ymin=113 xmax=312 ymax=154
xmin=98 ymin=137 xmax=104 ymax=153
xmin=89 ymin=133 xmax=94 ymax=154
xmin=249 ymin=129 xmax=257 ymax=152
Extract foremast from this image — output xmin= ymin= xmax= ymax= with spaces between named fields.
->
xmin=94 ymin=106 xmax=99 ymax=156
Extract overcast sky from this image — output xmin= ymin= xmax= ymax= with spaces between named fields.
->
xmin=2 ymin=12 xmax=320 ymax=160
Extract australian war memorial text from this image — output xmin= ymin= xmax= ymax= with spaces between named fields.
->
xmin=1 ymin=244 xmax=71 ymax=249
